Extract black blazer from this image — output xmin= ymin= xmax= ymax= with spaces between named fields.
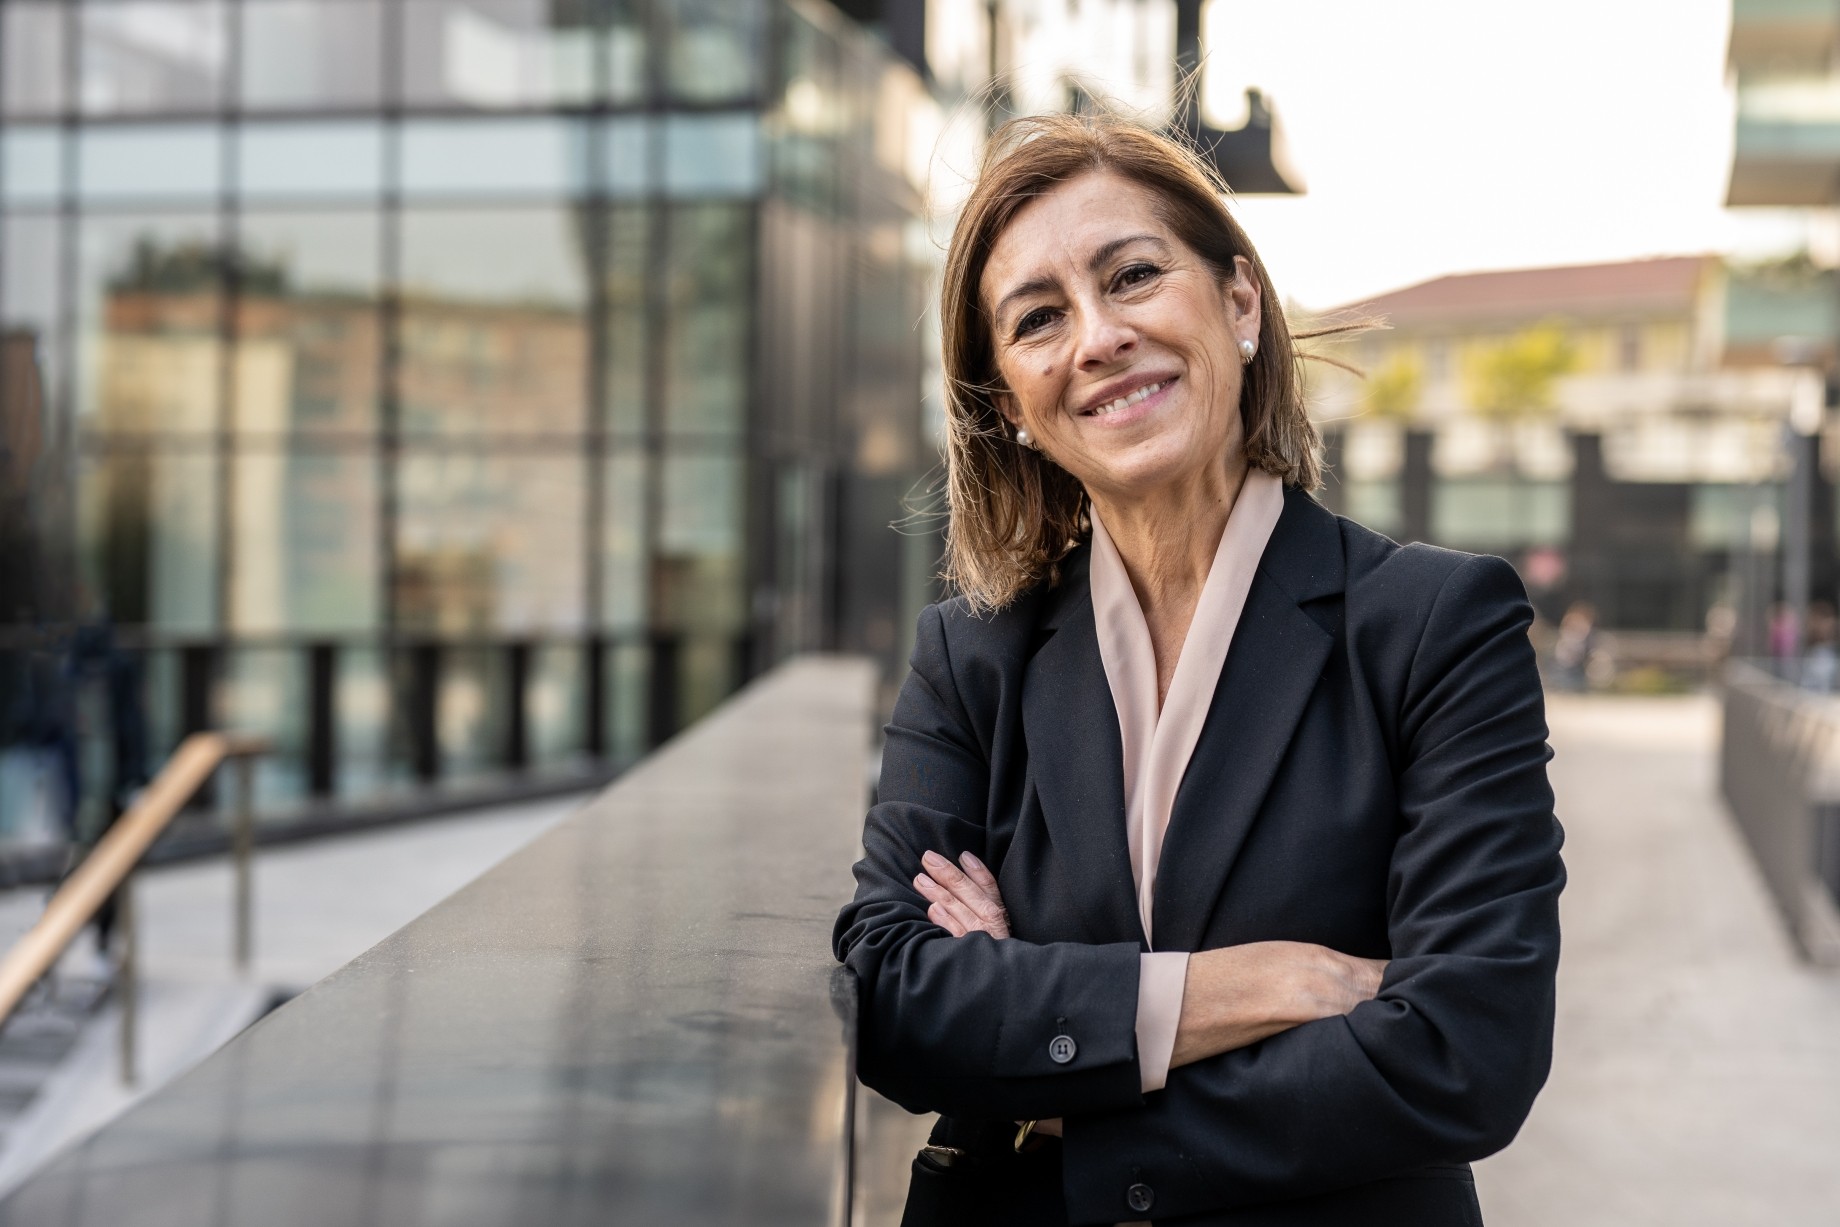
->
xmin=834 ymin=486 xmax=1564 ymax=1226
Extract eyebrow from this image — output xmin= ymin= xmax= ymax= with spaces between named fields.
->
xmin=990 ymin=233 xmax=1174 ymax=331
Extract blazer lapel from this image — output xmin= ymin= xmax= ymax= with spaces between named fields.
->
xmin=1022 ymin=550 xmax=1147 ymax=949
xmin=1151 ymin=488 xmax=1345 ymax=952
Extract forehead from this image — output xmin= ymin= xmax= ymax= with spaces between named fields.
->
xmin=979 ymin=170 xmax=1178 ymax=307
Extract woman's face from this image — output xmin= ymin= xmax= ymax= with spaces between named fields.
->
xmin=979 ymin=169 xmax=1260 ymax=505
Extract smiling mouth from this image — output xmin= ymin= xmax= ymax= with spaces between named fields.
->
xmin=1083 ymin=378 xmax=1173 ymax=417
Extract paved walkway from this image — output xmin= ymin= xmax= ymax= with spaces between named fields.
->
xmin=1474 ymin=694 xmax=1840 ymax=1226
xmin=0 ymin=793 xmax=589 ymax=1194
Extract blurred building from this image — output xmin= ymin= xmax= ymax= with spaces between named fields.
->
xmin=1312 ymin=254 xmax=1832 ymax=633
xmin=0 ymin=0 xmax=938 ymax=824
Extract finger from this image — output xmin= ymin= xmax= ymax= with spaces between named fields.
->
xmin=958 ymin=851 xmax=1001 ymax=898
xmin=928 ymin=901 xmax=968 ymax=938
xmin=924 ymin=850 xmax=1002 ymax=920
xmin=955 ymin=854 xmax=1010 ymax=936
xmin=915 ymin=872 xmax=985 ymax=935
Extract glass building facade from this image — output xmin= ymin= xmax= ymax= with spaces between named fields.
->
xmin=0 ymin=0 xmax=937 ymax=836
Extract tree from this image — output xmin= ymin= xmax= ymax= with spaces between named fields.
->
xmin=1465 ymin=323 xmax=1576 ymax=420
xmin=1365 ymin=353 xmax=1423 ymax=421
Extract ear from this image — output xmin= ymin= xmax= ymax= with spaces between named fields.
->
xmin=992 ymin=388 xmax=1022 ymax=430
xmin=1223 ymin=255 xmax=1263 ymax=345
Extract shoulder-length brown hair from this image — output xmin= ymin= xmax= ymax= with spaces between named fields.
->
xmin=940 ymin=111 xmax=1341 ymax=611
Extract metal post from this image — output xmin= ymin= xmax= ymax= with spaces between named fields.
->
xmin=118 ymin=876 xmax=136 ymax=1087
xmin=233 ymin=755 xmax=254 ymax=973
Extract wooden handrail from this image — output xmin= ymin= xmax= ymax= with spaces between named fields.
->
xmin=0 ymin=732 xmax=271 ymax=1026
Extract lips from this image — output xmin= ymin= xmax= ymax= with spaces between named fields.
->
xmin=1082 ymin=375 xmax=1176 ymax=417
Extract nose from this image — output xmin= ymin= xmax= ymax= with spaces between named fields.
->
xmin=1072 ymin=300 xmax=1136 ymax=371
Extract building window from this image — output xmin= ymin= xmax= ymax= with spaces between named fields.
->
xmin=1619 ymin=323 xmax=1642 ymax=372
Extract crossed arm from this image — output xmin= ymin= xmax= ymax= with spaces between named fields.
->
xmin=835 ymin=554 xmax=1564 ymax=1220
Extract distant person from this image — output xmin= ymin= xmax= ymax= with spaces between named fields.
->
xmin=1551 ymin=601 xmax=1598 ymax=692
xmin=1770 ymin=601 xmax=1799 ymax=673
xmin=834 ymin=112 xmax=1563 ymax=1226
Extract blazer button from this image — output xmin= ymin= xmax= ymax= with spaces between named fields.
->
xmin=1048 ymin=1034 xmax=1077 ymax=1064
xmin=1126 ymin=1183 xmax=1154 ymax=1213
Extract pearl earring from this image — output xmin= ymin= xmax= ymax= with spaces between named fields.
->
xmin=1015 ymin=427 xmax=1033 ymax=448
xmin=1239 ymin=338 xmax=1257 ymax=364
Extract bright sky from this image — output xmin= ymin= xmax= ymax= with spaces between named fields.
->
xmin=1198 ymin=0 xmax=1809 ymax=310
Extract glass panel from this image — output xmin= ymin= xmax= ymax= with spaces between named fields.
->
xmin=663 ymin=203 xmax=750 ymax=438
xmin=601 ymin=449 xmax=646 ymax=630
xmin=240 ymin=0 xmax=384 ymax=111
xmin=656 ymin=449 xmax=742 ymax=632
xmin=529 ymin=643 xmax=582 ymax=766
xmin=661 ymin=0 xmax=761 ymax=105
xmin=399 ymin=118 xmax=592 ymax=198
xmin=397 ymin=206 xmax=589 ymax=436
xmin=395 ymin=451 xmax=586 ymax=633
xmin=1345 ymin=480 xmax=1401 ymax=537
xmin=603 ymin=115 xmax=650 ymax=200
xmin=402 ymin=0 xmax=597 ymax=110
xmin=76 ymin=212 xmax=224 ymax=433
xmin=233 ymin=209 xmax=383 ymax=434
xmin=220 ymin=646 xmax=309 ymax=809
xmin=437 ymin=645 xmax=509 ymax=782
xmin=605 ymin=639 xmax=647 ymax=761
xmin=2 ymin=128 xmax=64 ymax=205
xmin=337 ymin=645 xmax=390 ymax=800
xmin=1431 ymin=479 xmax=1570 ymax=549
xmin=2 ymin=3 xmax=68 ymax=117
xmin=664 ymin=113 xmax=761 ymax=199
xmin=78 ymin=448 xmax=220 ymax=631
xmin=607 ymin=0 xmax=644 ymax=104
xmin=604 ymin=205 xmax=647 ymax=435
xmin=678 ymin=634 xmax=733 ymax=728
xmin=237 ymin=122 xmax=385 ymax=201
xmin=2 ymin=214 xmax=68 ymax=420
xmin=229 ymin=447 xmax=380 ymax=632
xmin=78 ymin=124 xmax=221 ymax=202
xmin=80 ymin=1 xmax=229 ymax=116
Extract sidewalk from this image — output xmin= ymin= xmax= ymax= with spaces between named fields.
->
xmin=1475 ymin=694 xmax=1840 ymax=1225
xmin=0 ymin=792 xmax=589 ymax=1194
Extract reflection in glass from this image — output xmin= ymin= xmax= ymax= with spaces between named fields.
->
xmin=437 ymin=645 xmax=509 ymax=782
xmin=658 ymin=449 xmax=742 ymax=632
xmin=604 ymin=116 xmax=651 ymax=199
xmin=240 ymin=0 xmax=384 ymax=111
xmin=605 ymin=206 xmax=648 ymax=435
xmin=395 ymin=451 xmax=585 ymax=633
xmin=2 ymin=3 xmax=67 ymax=117
xmin=397 ymin=207 xmax=589 ymax=435
xmin=77 ymin=213 xmax=224 ymax=433
xmin=606 ymin=640 xmax=648 ymax=761
xmin=399 ymin=118 xmax=591 ymax=198
xmin=233 ymin=210 xmax=382 ymax=433
xmin=3 ymin=214 xmax=67 ymax=419
xmin=238 ymin=123 xmax=385 ymax=200
xmin=2 ymin=128 xmax=64 ymax=205
xmin=1431 ymin=479 xmax=1569 ymax=549
xmin=664 ymin=113 xmax=761 ymax=199
xmin=78 ymin=124 xmax=221 ymax=202
xmin=402 ymin=0 xmax=596 ymax=110
xmin=79 ymin=449 xmax=220 ymax=631
xmin=530 ymin=643 xmax=583 ymax=766
xmin=602 ymin=449 xmax=647 ymax=630
xmin=662 ymin=0 xmax=761 ymax=105
xmin=80 ymin=1 xmax=229 ymax=115
xmin=229 ymin=447 xmax=379 ymax=632
xmin=664 ymin=204 xmax=751 ymax=437
xmin=337 ymin=645 xmax=391 ymax=799
xmin=220 ymin=647 xmax=308 ymax=807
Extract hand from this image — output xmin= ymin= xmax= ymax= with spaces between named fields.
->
xmin=1171 ymin=941 xmax=1387 ymax=1068
xmin=914 ymin=849 xmax=1010 ymax=939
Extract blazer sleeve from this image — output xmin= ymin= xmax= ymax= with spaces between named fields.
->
xmin=832 ymin=602 xmax=1149 ymax=1122
xmin=1057 ymin=553 xmax=1565 ymax=1224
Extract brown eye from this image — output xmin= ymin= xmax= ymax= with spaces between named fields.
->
xmin=1015 ymin=307 xmax=1055 ymax=337
xmin=1116 ymin=262 xmax=1160 ymax=289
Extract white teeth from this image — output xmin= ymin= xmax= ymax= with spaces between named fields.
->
xmin=1089 ymin=381 xmax=1165 ymax=416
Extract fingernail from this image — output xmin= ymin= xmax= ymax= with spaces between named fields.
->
xmin=922 ymin=850 xmax=946 ymax=868
xmin=961 ymin=852 xmax=985 ymax=871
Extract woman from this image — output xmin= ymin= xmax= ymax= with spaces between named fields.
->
xmin=833 ymin=112 xmax=1564 ymax=1227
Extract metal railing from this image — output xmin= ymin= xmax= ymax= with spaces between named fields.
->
xmin=0 ymin=732 xmax=270 ymax=1084
xmin=1720 ymin=660 xmax=1840 ymax=965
